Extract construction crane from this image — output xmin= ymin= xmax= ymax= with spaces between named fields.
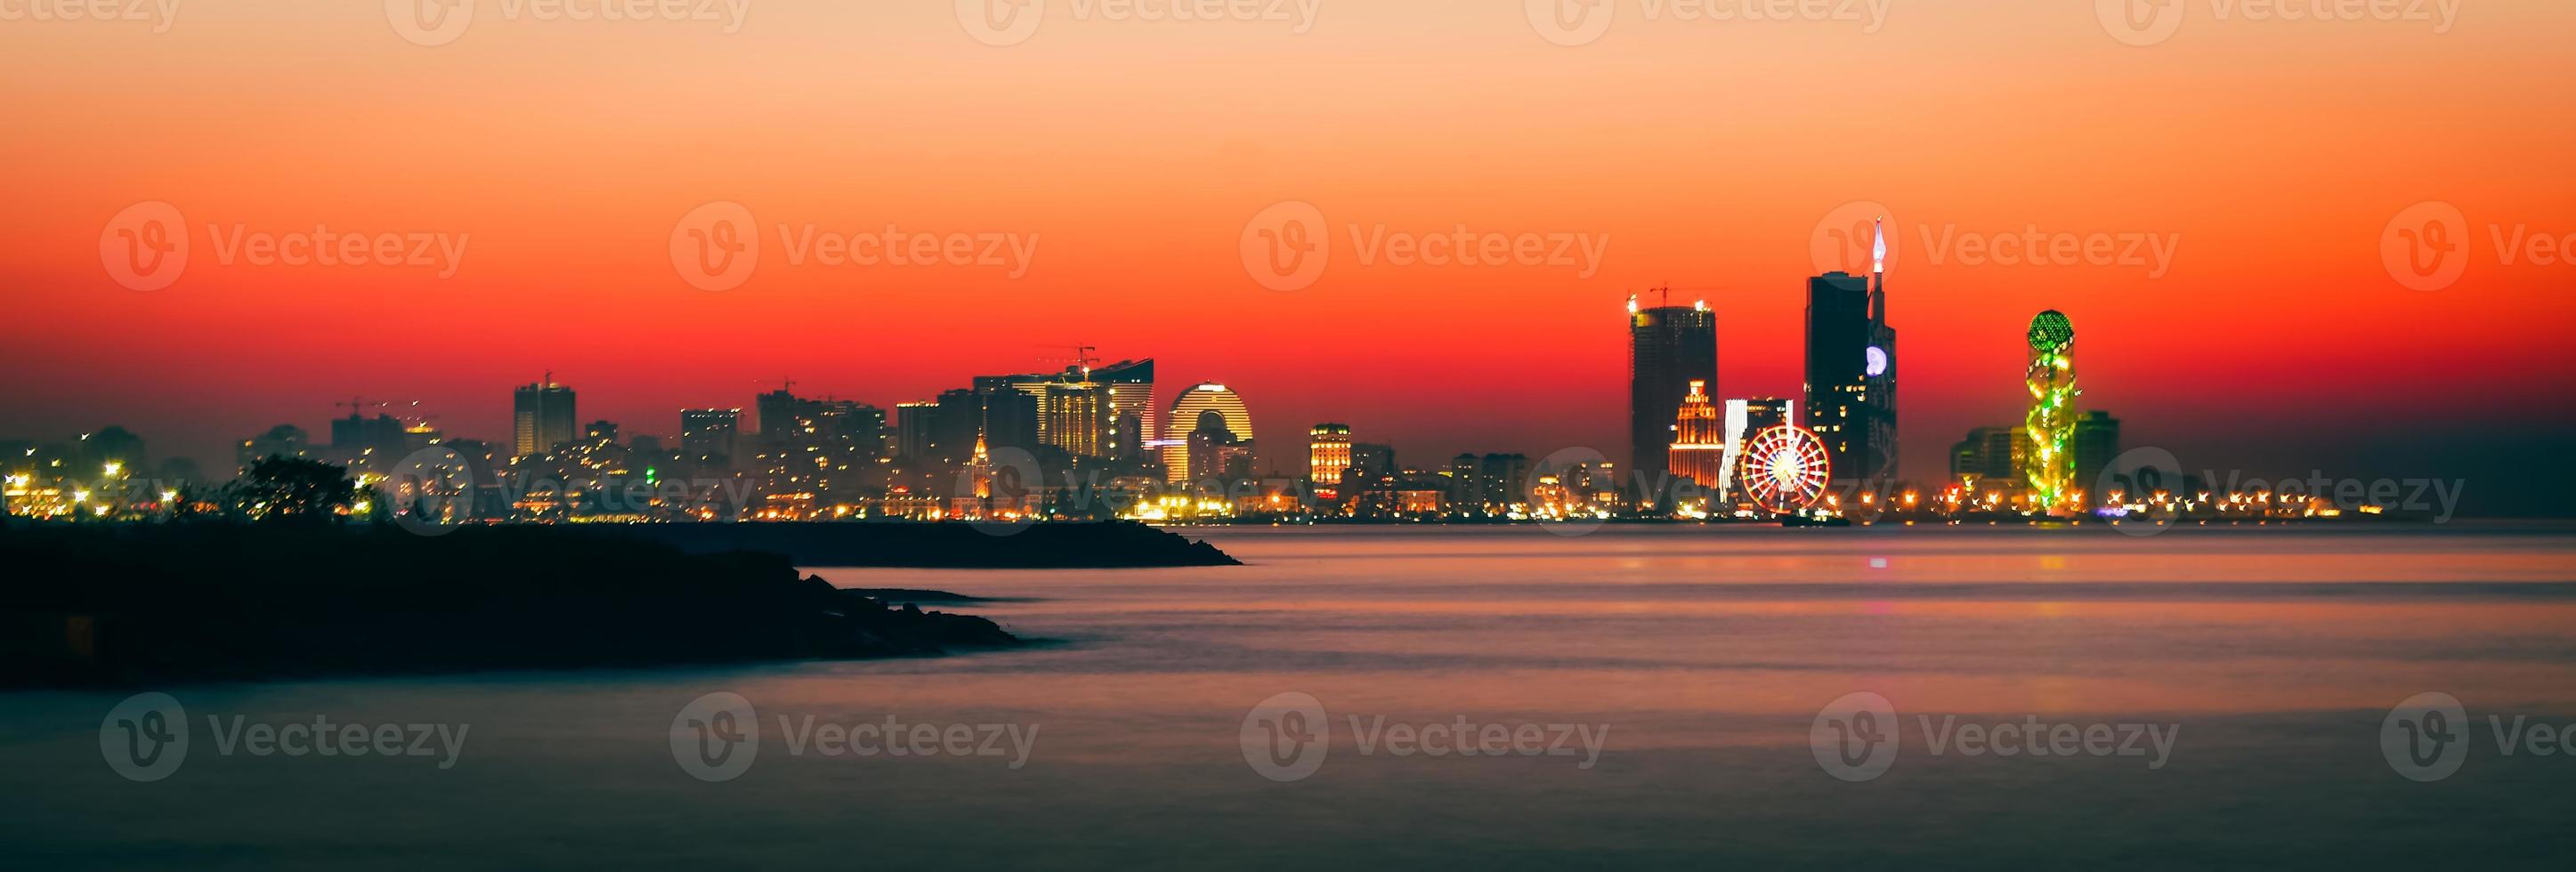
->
xmin=336 ymin=397 xmax=387 ymax=419
xmin=1037 ymin=343 xmax=1101 ymax=377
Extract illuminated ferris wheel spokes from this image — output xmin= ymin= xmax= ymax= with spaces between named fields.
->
xmin=1738 ymin=424 xmax=1832 ymax=515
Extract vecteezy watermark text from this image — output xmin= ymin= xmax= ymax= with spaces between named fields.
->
xmin=1239 ymin=200 xmax=1608 ymax=292
xmin=1238 ymin=691 xmax=1608 ymax=782
xmin=1810 ymin=692 xmax=2180 ymax=782
xmin=0 ymin=0 xmax=178 ymax=31
xmin=2382 ymin=691 xmax=2576 ymax=782
xmin=1526 ymin=0 xmax=1893 ymax=47
xmin=955 ymin=0 xmax=1324 ymax=47
xmin=99 ymin=201 xmax=468 ymax=291
xmin=2097 ymin=0 xmax=2462 ymax=47
xmin=101 ymin=693 xmax=468 ymax=782
xmin=668 ymin=200 xmax=1039 ymax=291
xmin=2379 ymin=200 xmax=2570 ymax=292
xmin=669 ymin=692 xmax=1039 ymax=782
xmin=386 ymin=0 xmax=753 ymax=47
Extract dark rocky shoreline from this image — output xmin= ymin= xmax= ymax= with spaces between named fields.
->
xmin=0 ymin=522 xmax=1073 ymax=688
xmin=612 ymin=521 xmax=1239 ymax=568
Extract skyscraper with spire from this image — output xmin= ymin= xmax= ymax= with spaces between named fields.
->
xmin=1806 ymin=219 xmax=1900 ymax=483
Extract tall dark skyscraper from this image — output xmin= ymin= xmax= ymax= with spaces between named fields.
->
xmin=2073 ymin=410 xmax=2121 ymax=505
xmin=930 ymin=388 xmax=983 ymax=464
xmin=330 ymin=413 xmax=407 ymax=465
xmin=1628 ymin=295 xmax=1717 ymax=496
xmin=1806 ymin=219 xmax=1898 ymax=483
xmin=512 ymin=375 xmax=577 ymax=457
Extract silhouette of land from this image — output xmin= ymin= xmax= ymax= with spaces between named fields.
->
xmin=612 ymin=521 xmax=1241 ymax=568
xmin=0 ymin=522 xmax=1030 ymax=688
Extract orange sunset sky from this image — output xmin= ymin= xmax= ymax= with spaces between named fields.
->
xmin=3 ymin=1 xmax=2571 ymax=512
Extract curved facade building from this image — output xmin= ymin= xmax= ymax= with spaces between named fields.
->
xmin=1162 ymin=383 xmax=1253 ymax=481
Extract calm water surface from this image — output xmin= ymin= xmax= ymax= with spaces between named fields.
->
xmin=6 ymin=526 xmax=2575 ymax=869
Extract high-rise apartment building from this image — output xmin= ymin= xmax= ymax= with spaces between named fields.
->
xmin=513 ymin=376 xmax=577 ymax=457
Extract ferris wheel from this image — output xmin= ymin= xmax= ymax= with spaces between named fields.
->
xmin=1738 ymin=424 xmax=1833 ymax=515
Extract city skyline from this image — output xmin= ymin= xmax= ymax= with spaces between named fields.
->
xmin=5 ymin=4 xmax=2571 ymax=515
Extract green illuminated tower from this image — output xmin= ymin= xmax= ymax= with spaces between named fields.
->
xmin=2024 ymin=311 xmax=2080 ymax=514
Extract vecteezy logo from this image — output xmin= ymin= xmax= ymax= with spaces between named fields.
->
xmin=1240 ymin=691 xmax=1330 ymax=782
xmin=957 ymin=0 xmax=1046 ymax=46
xmin=2381 ymin=691 xmax=2468 ymax=782
xmin=101 ymin=692 xmax=190 ymax=782
xmin=1526 ymin=0 xmax=1615 ymax=47
xmin=1239 ymin=200 xmax=1330 ymax=292
xmin=671 ymin=691 xmax=760 ymax=782
xmin=2099 ymin=446 xmax=2187 ymax=537
xmin=1531 ymin=447 xmax=1611 ymax=537
xmin=378 ymin=446 xmax=479 ymax=537
xmin=1808 ymin=200 xmax=1895 ymax=278
xmin=99 ymin=201 xmax=189 ymax=292
xmin=386 ymin=0 xmax=477 ymax=47
xmin=1810 ymin=691 xmax=1899 ymax=782
xmin=2380 ymin=201 xmax=2469 ymax=292
xmin=670 ymin=201 xmax=760 ymax=292
xmin=960 ymin=445 xmax=1046 ymax=537
xmin=2096 ymin=0 xmax=2184 ymax=46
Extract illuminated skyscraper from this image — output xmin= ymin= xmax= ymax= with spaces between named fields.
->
xmin=978 ymin=367 xmax=1122 ymax=459
xmin=1478 ymin=453 xmax=1531 ymax=511
xmin=1667 ymin=380 xmax=1728 ymax=490
xmin=1308 ymin=424 xmax=1352 ymax=501
xmin=1806 ymin=219 xmax=1899 ymax=483
xmin=1096 ymin=359 xmax=1155 ymax=461
xmin=513 ymin=376 xmax=576 ymax=457
xmin=1162 ymin=383 xmax=1253 ymax=482
xmin=680 ymin=408 xmax=741 ymax=471
xmin=1042 ymin=382 xmax=1111 ymax=458
xmin=2025 ymin=311 xmax=2081 ymax=513
xmin=1629 ymin=295 xmax=1717 ymax=497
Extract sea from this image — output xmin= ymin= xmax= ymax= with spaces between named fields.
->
xmin=6 ymin=524 xmax=2574 ymax=869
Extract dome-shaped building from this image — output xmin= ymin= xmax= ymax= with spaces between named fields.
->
xmin=1161 ymin=384 xmax=1253 ymax=482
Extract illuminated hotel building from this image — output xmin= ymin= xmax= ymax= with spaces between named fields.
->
xmin=1308 ymin=424 xmax=1352 ymax=501
xmin=1161 ymin=383 xmax=1253 ymax=482
xmin=1042 ymin=382 xmax=1111 ymax=458
xmin=977 ymin=367 xmax=1124 ymax=460
xmin=512 ymin=376 xmax=577 ymax=457
xmin=1629 ymin=296 xmax=1717 ymax=497
xmin=1667 ymin=381 xmax=1727 ymax=490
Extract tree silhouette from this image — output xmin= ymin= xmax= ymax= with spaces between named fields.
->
xmin=229 ymin=456 xmax=356 ymax=523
